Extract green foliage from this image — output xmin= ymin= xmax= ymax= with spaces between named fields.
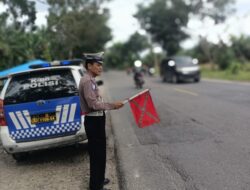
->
xmin=0 ymin=21 xmax=52 ymax=69
xmin=0 ymin=0 xmax=242 ymax=76
xmin=192 ymin=0 xmax=235 ymax=24
xmin=183 ymin=38 xmax=214 ymax=63
xmin=188 ymin=34 xmax=250 ymax=72
xmin=231 ymin=35 xmax=250 ymax=61
xmin=105 ymin=32 xmax=149 ymax=69
xmin=0 ymin=0 xmax=111 ymax=70
xmin=242 ymin=63 xmax=250 ymax=72
xmin=105 ymin=43 xmax=125 ymax=69
xmin=141 ymin=52 xmax=155 ymax=67
xmin=46 ymin=0 xmax=111 ymax=59
xmin=228 ymin=62 xmax=241 ymax=74
xmin=125 ymin=32 xmax=149 ymax=55
xmin=135 ymin=0 xmax=235 ymax=56
xmin=201 ymin=63 xmax=250 ymax=81
xmin=0 ymin=0 xmax=36 ymax=31
xmin=212 ymin=43 xmax=235 ymax=70
xmin=0 ymin=0 xmax=39 ymax=69
xmin=135 ymin=0 xmax=189 ymax=56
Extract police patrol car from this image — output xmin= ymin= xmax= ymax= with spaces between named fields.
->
xmin=0 ymin=60 xmax=87 ymax=160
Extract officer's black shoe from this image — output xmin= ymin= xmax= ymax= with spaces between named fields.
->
xmin=103 ymin=178 xmax=110 ymax=185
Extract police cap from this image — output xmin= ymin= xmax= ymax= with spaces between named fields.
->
xmin=83 ymin=52 xmax=104 ymax=65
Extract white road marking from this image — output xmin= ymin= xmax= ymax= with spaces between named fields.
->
xmin=174 ymin=88 xmax=199 ymax=96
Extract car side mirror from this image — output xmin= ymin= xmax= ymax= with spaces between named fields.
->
xmin=96 ymin=80 xmax=104 ymax=86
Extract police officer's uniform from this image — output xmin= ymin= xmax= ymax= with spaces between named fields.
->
xmin=79 ymin=53 xmax=115 ymax=190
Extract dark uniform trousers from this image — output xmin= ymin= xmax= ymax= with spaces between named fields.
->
xmin=84 ymin=112 xmax=106 ymax=190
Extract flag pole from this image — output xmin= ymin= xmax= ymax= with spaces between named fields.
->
xmin=123 ymin=88 xmax=150 ymax=104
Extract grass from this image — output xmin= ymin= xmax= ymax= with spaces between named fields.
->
xmin=201 ymin=63 xmax=250 ymax=82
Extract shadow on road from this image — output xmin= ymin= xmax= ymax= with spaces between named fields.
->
xmin=15 ymin=141 xmax=88 ymax=165
xmin=155 ymin=78 xmax=201 ymax=85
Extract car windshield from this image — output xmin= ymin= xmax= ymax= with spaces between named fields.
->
xmin=4 ymin=69 xmax=78 ymax=105
xmin=173 ymin=57 xmax=194 ymax=67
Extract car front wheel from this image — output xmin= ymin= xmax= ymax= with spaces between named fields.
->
xmin=171 ymin=74 xmax=179 ymax=83
xmin=194 ymin=76 xmax=200 ymax=82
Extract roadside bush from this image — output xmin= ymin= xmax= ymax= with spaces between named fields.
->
xmin=227 ymin=62 xmax=241 ymax=74
xmin=213 ymin=46 xmax=234 ymax=70
xmin=242 ymin=63 xmax=250 ymax=72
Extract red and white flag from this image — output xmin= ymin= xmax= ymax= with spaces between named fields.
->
xmin=124 ymin=89 xmax=160 ymax=128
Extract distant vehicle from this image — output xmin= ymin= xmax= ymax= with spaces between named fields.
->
xmin=133 ymin=70 xmax=144 ymax=89
xmin=160 ymin=56 xmax=201 ymax=83
xmin=0 ymin=60 xmax=87 ymax=160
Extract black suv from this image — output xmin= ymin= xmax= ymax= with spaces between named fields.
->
xmin=160 ymin=56 xmax=200 ymax=83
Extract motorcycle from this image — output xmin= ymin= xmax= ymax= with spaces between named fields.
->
xmin=134 ymin=71 xmax=144 ymax=89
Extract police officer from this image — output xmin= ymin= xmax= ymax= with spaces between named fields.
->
xmin=79 ymin=52 xmax=124 ymax=190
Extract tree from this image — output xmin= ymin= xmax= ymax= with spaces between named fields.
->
xmin=0 ymin=0 xmax=36 ymax=31
xmin=191 ymin=0 xmax=235 ymax=24
xmin=212 ymin=42 xmax=234 ymax=70
xmin=0 ymin=0 xmax=38 ymax=69
xmin=0 ymin=0 xmax=113 ymax=70
xmin=105 ymin=32 xmax=149 ymax=69
xmin=105 ymin=43 xmax=125 ymax=69
xmin=231 ymin=35 xmax=250 ymax=61
xmin=135 ymin=0 xmax=235 ymax=56
xmin=185 ymin=37 xmax=213 ymax=64
xmin=192 ymin=0 xmax=235 ymax=66
xmin=125 ymin=32 xmax=149 ymax=54
xmin=135 ymin=0 xmax=189 ymax=56
xmin=46 ymin=0 xmax=112 ymax=59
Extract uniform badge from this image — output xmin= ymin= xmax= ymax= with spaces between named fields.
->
xmin=92 ymin=83 xmax=96 ymax=90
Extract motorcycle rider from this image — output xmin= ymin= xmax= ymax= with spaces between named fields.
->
xmin=133 ymin=68 xmax=144 ymax=89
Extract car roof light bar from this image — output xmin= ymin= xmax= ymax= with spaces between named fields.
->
xmin=29 ymin=62 xmax=51 ymax=69
xmin=61 ymin=60 xmax=70 ymax=65
xmin=29 ymin=59 xmax=83 ymax=69
xmin=63 ymin=59 xmax=83 ymax=65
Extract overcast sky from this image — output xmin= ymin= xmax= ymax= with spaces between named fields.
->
xmin=32 ymin=0 xmax=250 ymax=48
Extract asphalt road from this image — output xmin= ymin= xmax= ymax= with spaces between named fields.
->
xmin=104 ymin=71 xmax=250 ymax=190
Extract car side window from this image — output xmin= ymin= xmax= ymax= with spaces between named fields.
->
xmin=78 ymin=69 xmax=84 ymax=76
xmin=0 ymin=77 xmax=7 ymax=94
